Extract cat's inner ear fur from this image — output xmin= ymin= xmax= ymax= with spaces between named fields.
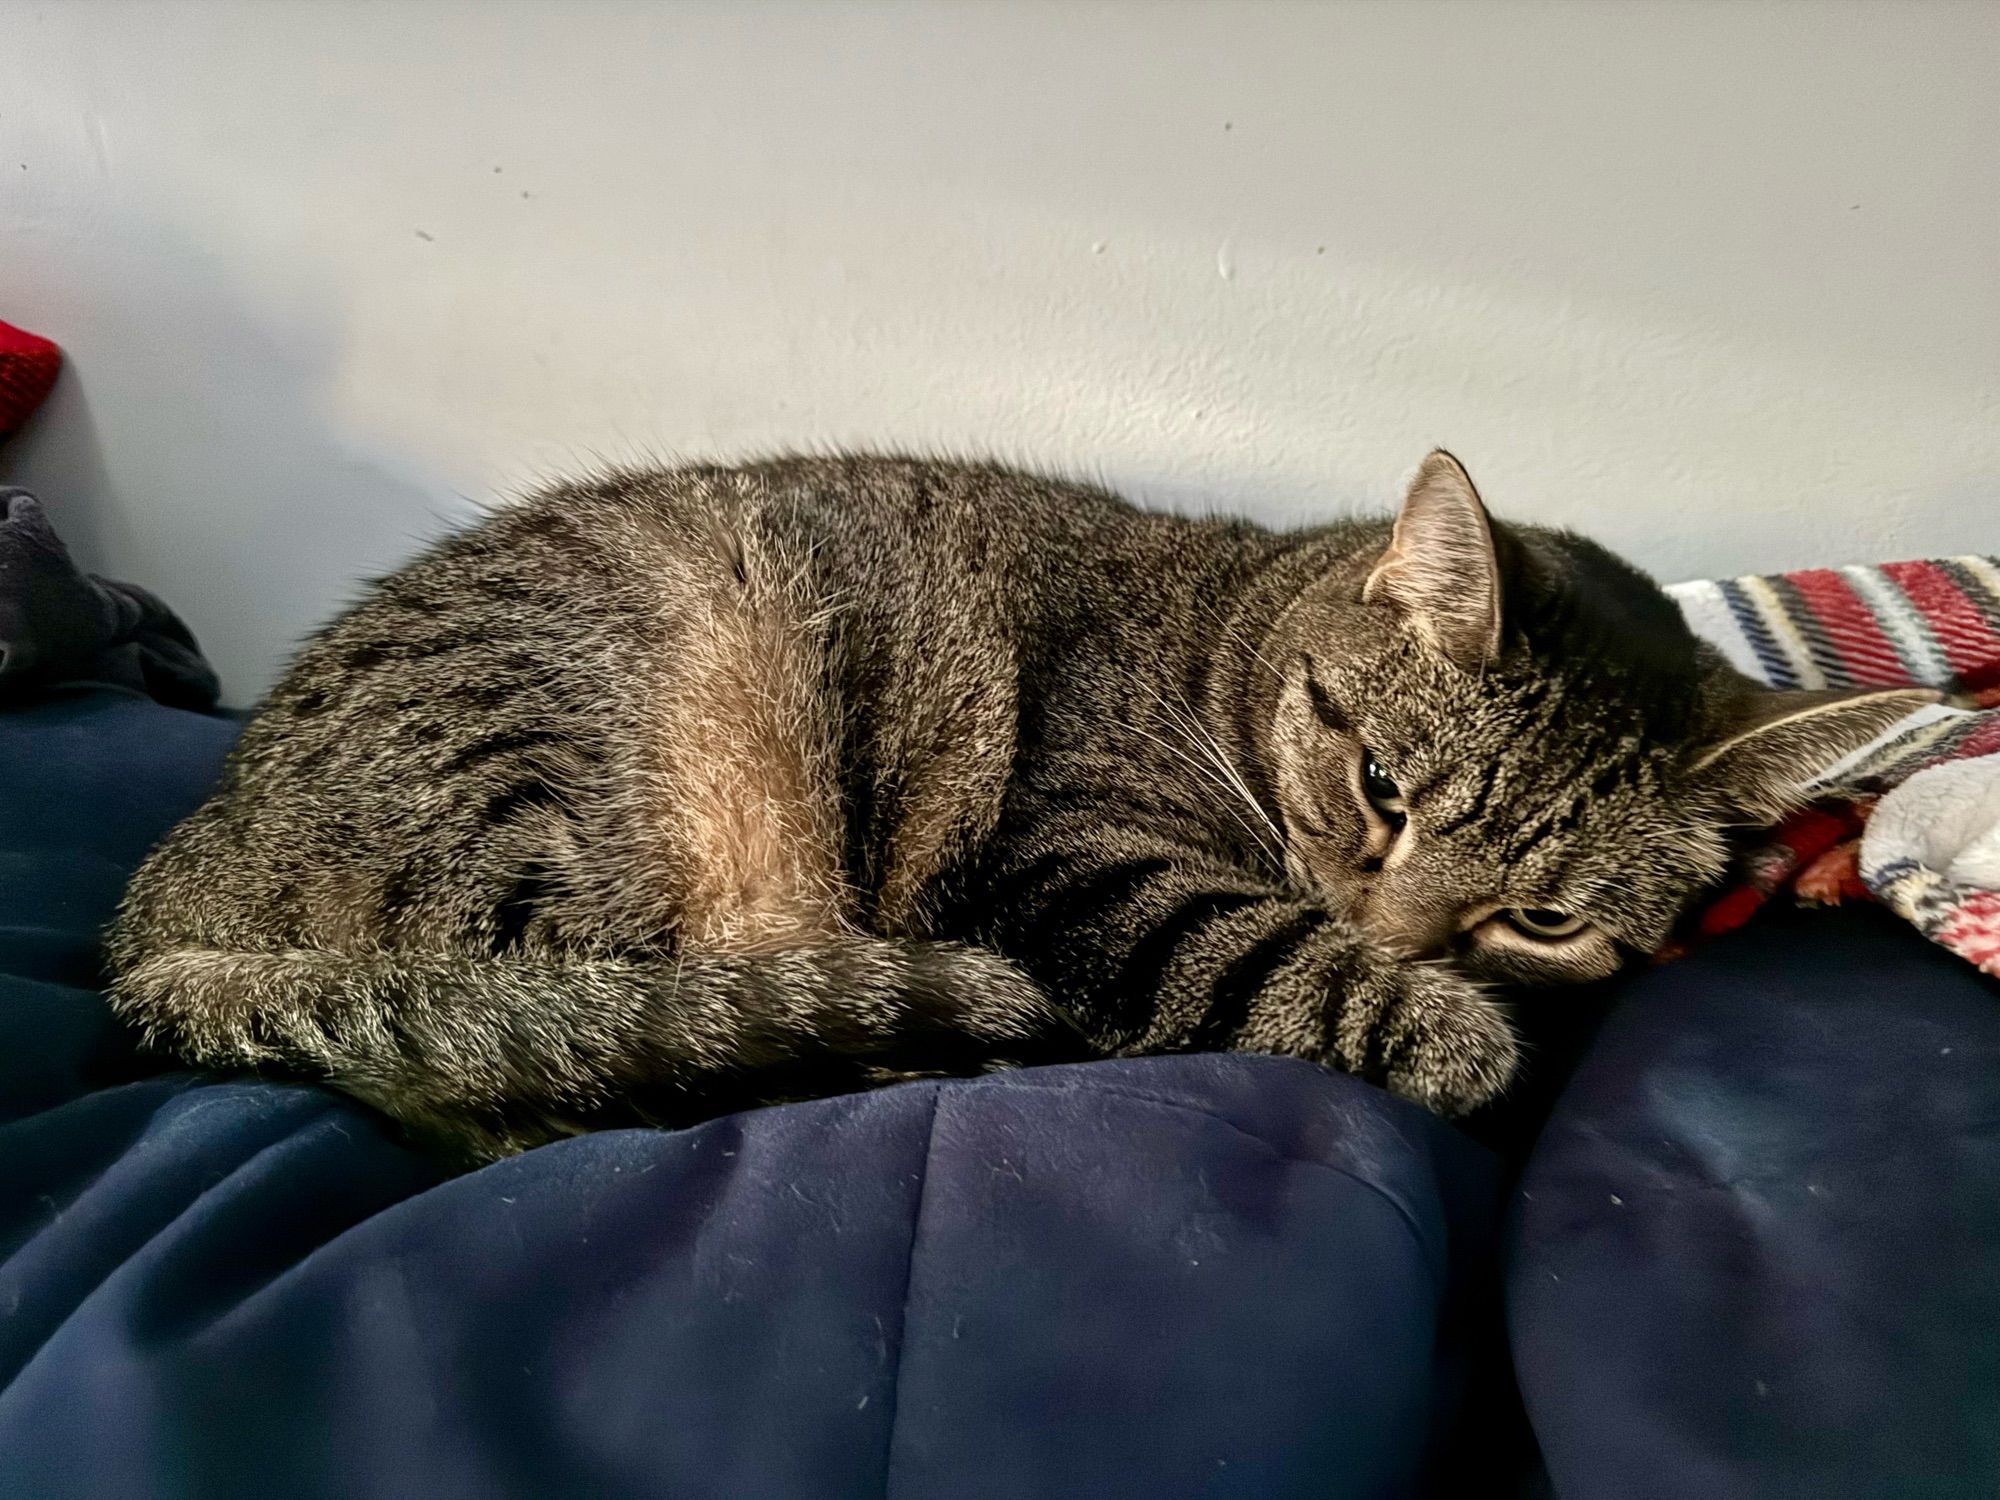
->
xmin=1362 ymin=450 xmax=1504 ymax=670
xmin=1691 ymin=685 xmax=1938 ymax=822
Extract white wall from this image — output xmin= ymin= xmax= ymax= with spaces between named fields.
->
xmin=2 ymin=0 xmax=1994 ymax=704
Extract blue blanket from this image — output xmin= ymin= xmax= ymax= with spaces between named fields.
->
xmin=2 ymin=690 xmax=1995 ymax=1498
xmin=0 ymin=691 xmax=1505 ymax=1498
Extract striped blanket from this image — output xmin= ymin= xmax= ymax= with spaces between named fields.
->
xmin=1668 ymin=558 xmax=2000 ymax=974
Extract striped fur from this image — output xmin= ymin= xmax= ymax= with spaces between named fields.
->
xmin=107 ymin=455 xmax=1903 ymax=1161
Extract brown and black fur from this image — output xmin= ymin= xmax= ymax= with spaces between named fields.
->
xmin=107 ymin=453 xmax=1925 ymax=1162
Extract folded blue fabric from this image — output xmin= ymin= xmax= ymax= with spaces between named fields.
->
xmin=1510 ymin=902 xmax=2000 ymax=1500
xmin=0 ymin=691 xmax=1504 ymax=1499
xmin=12 ymin=689 xmax=1994 ymax=1499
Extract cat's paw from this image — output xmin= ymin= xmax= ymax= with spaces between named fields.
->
xmin=1352 ymin=961 xmax=1519 ymax=1117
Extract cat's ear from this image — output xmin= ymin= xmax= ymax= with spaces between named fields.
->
xmin=1690 ymin=685 xmax=1937 ymax=821
xmin=1363 ymin=450 xmax=1503 ymax=669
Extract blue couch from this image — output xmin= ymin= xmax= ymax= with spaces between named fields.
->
xmin=2 ymin=690 xmax=1994 ymax=1497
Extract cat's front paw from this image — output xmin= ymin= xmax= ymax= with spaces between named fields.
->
xmin=1344 ymin=960 xmax=1519 ymax=1117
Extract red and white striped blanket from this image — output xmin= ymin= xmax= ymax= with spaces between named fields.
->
xmin=1668 ymin=558 xmax=2000 ymax=974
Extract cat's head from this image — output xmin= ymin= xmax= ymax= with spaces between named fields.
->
xmin=1261 ymin=451 xmax=1930 ymax=984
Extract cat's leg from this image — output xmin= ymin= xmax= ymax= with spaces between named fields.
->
xmin=547 ymin=519 xmax=857 ymax=953
xmin=971 ymin=818 xmax=1518 ymax=1115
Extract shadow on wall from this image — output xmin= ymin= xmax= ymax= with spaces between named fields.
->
xmin=3 ymin=359 xmax=123 ymax=572
xmin=0 ymin=214 xmax=468 ymax=709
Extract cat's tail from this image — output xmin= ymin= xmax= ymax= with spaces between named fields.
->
xmin=108 ymin=936 xmax=1081 ymax=1161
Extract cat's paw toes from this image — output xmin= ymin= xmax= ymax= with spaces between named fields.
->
xmin=1378 ymin=967 xmax=1519 ymax=1117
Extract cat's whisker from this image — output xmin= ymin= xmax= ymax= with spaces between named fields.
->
xmin=1172 ymin=724 xmax=1276 ymax=853
xmin=1119 ymin=715 xmax=1281 ymax=863
xmin=1138 ymin=690 xmax=1285 ymax=866
xmin=1166 ymin=688 xmax=1286 ymax=856
xmin=1198 ymin=598 xmax=1286 ymax=682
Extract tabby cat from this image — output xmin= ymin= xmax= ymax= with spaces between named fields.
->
xmin=107 ymin=452 xmax=1924 ymax=1161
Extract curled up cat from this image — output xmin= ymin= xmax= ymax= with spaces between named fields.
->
xmin=107 ymin=452 xmax=1928 ymax=1163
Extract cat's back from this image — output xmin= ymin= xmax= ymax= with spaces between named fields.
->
xmin=383 ymin=452 xmax=1142 ymax=622
xmin=258 ymin=455 xmax=1110 ymax=722
xmin=120 ymin=456 xmax=1149 ymax=946
xmin=219 ymin=452 xmax=1268 ymax=835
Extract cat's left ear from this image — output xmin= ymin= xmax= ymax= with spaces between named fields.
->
xmin=1363 ymin=450 xmax=1503 ymax=669
xmin=1690 ymin=684 xmax=1938 ymax=822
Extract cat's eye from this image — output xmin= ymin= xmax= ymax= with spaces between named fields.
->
xmin=1360 ymin=750 xmax=1406 ymax=824
xmin=1505 ymin=908 xmax=1588 ymax=940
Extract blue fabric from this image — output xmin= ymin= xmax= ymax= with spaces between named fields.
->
xmin=0 ymin=690 xmax=1504 ymax=1499
xmin=9 ymin=688 xmax=1997 ymax=1498
xmin=1510 ymin=903 xmax=2000 ymax=1500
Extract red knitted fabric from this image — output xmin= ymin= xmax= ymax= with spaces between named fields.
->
xmin=0 ymin=320 xmax=61 ymax=441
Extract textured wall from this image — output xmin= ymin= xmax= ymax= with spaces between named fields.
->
xmin=2 ymin=0 xmax=1994 ymax=704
